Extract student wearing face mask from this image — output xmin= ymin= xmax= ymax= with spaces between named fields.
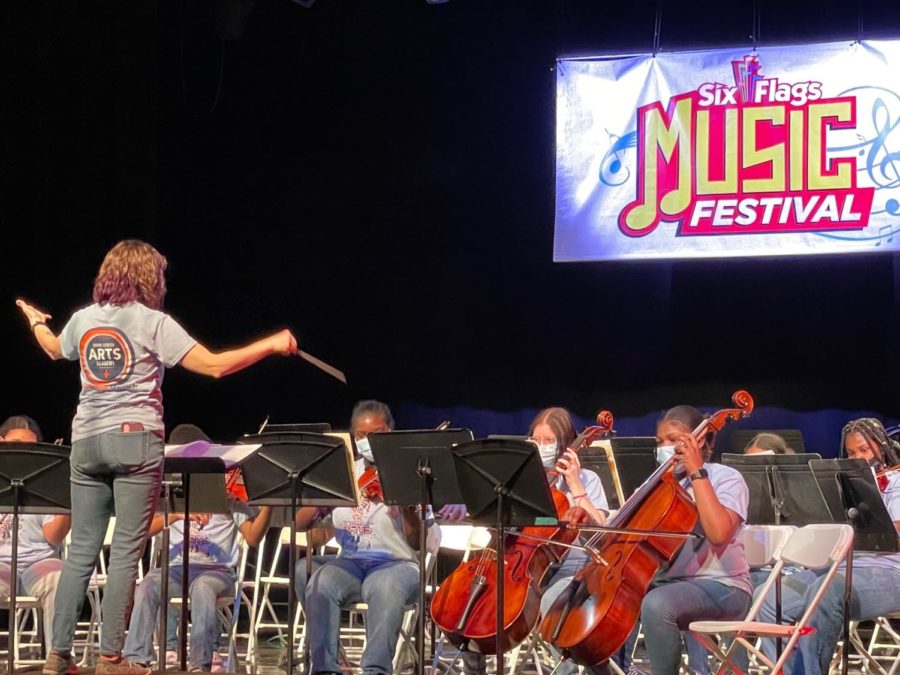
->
xmin=462 ymin=407 xmax=609 ymax=675
xmin=294 ymin=400 xmax=441 ymax=675
xmin=754 ymin=417 xmax=900 ymax=675
xmin=620 ymin=405 xmax=751 ymax=675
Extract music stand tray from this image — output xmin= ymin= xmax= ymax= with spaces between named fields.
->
xmin=809 ymin=458 xmax=899 ymax=554
xmin=721 ymin=453 xmax=823 ymax=526
xmin=0 ymin=442 xmax=71 ymax=668
xmin=240 ymin=431 xmax=358 ymax=674
xmin=369 ymin=429 xmax=472 ymax=510
xmin=451 ymin=438 xmax=558 ymax=660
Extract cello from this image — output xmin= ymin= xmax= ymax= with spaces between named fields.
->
xmin=539 ymin=391 xmax=754 ymax=667
xmin=430 ymin=411 xmax=615 ymax=654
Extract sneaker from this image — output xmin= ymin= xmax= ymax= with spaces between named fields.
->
xmin=211 ymin=652 xmax=226 ymax=673
xmin=42 ymin=652 xmax=78 ymax=675
xmin=94 ymin=658 xmax=151 ymax=675
xmin=165 ymin=650 xmax=179 ymax=668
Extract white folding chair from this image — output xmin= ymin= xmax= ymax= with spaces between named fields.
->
xmin=845 ymin=610 xmax=900 ymax=675
xmin=0 ymin=595 xmax=45 ymax=668
xmin=690 ymin=523 xmax=854 ymax=674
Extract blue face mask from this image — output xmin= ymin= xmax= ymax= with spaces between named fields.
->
xmin=538 ymin=442 xmax=559 ymax=469
xmin=356 ymin=437 xmax=374 ymax=463
xmin=656 ymin=444 xmax=676 ymax=465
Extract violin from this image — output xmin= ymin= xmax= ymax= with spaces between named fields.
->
xmin=540 ymin=391 xmax=754 ymax=668
xmin=430 ymin=411 xmax=615 ymax=655
xmin=358 ymin=466 xmax=383 ymax=501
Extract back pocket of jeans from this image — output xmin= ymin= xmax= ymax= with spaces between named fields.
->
xmin=103 ymin=431 xmax=150 ymax=470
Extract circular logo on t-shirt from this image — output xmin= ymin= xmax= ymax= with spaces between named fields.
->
xmin=79 ymin=327 xmax=135 ymax=388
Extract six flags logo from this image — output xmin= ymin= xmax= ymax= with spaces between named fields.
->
xmin=618 ymin=55 xmax=875 ymax=237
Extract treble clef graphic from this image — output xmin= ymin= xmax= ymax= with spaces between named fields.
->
xmin=599 ymin=129 xmax=637 ymax=186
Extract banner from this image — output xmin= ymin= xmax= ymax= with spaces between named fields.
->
xmin=554 ymin=40 xmax=900 ymax=261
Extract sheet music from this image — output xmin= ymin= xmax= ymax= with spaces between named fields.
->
xmin=164 ymin=441 xmax=262 ymax=468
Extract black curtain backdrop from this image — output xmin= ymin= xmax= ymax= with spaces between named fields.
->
xmin=5 ymin=0 xmax=900 ymax=446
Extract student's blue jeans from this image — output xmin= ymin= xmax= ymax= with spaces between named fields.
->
xmin=757 ymin=566 xmax=900 ymax=675
xmin=51 ymin=430 xmax=163 ymax=657
xmin=621 ymin=578 xmax=750 ymax=675
xmin=123 ymin=566 xmax=235 ymax=670
xmin=305 ymin=557 xmax=419 ymax=675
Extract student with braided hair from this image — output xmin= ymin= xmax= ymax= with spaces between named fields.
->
xmin=756 ymin=417 xmax=900 ymax=675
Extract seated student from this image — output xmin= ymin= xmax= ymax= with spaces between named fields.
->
xmin=294 ymin=400 xmax=439 ymax=675
xmin=619 ymin=405 xmax=751 ymax=675
xmin=123 ymin=424 xmax=272 ymax=672
xmin=744 ymin=432 xmax=794 ymax=456
xmin=461 ymin=407 xmax=610 ymax=675
xmin=756 ymin=418 xmax=900 ymax=675
xmin=0 ymin=415 xmax=71 ymax=652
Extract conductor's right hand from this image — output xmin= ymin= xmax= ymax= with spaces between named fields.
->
xmin=270 ymin=329 xmax=299 ymax=356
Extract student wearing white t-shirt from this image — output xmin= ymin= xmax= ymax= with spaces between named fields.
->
xmin=123 ymin=424 xmax=272 ymax=672
xmin=17 ymin=240 xmax=298 ymax=675
xmin=295 ymin=400 xmax=438 ymax=675
xmin=623 ymin=405 xmax=751 ymax=675
xmin=757 ymin=418 xmax=900 ymax=675
xmin=0 ymin=416 xmax=71 ymax=652
xmin=462 ymin=407 xmax=610 ymax=675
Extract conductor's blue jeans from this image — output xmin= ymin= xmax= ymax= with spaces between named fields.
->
xmin=51 ymin=430 xmax=163 ymax=657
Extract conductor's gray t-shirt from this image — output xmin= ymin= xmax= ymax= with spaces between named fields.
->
xmin=60 ymin=302 xmax=197 ymax=441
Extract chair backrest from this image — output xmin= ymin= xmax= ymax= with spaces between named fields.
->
xmin=740 ymin=524 xmax=796 ymax=568
xmin=779 ymin=523 xmax=854 ymax=569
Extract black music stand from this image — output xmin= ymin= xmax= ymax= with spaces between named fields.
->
xmin=240 ymin=431 xmax=358 ymax=675
xmin=0 ymin=443 xmax=71 ymax=670
xmin=607 ymin=437 xmax=657 ymax=500
xmin=809 ymin=459 xmax=899 ymax=554
xmin=368 ymin=429 xmax=473 ymax=675
xmin=450 ymin=438 xmax=558 ymax=663
xmin=720 ymin=453 xmax=823 ymax=525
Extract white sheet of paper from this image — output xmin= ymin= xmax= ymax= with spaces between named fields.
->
xmin=164 ymin=441 xmax=262 ymax=469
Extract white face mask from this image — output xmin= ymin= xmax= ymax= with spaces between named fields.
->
xmin=656 ymin=444 xmax=676 ymax=465
xmin=356 ymin=437 xmax=374 ymax=463
xmin=538 ymin=442 xmax=559 ymax=469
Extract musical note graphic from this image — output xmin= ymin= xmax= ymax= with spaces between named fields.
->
xmin=599 ymin=129 xmax=637 ymax=186
xmin=815 ymin=86 xmax=900 ymax=248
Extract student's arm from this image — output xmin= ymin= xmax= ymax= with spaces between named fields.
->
xmin=557 ymin=452 xmax=608 ymax=526
xmin=42 ymin=516 xmax=71 ymax=546
xmin=400 ymin=507 xmax=423 ymax=551
xmin=295 ymin=506 xmax=327 ymax=531
xmin=238 ymin=506 xmax=273 ymax=547
xmin=179 ymin=330 xmax=298 ymax=379
xmin=16 ymin=300 xmax=62 ymax=360
xmin=676 ymin=434 xmax=743 ymax=546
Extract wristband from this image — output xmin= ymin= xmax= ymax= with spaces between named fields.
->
xmin=31 ymin=321 xmax=47 ymax=332
xmin=571 ymin=493 xmax=587 ymax=501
